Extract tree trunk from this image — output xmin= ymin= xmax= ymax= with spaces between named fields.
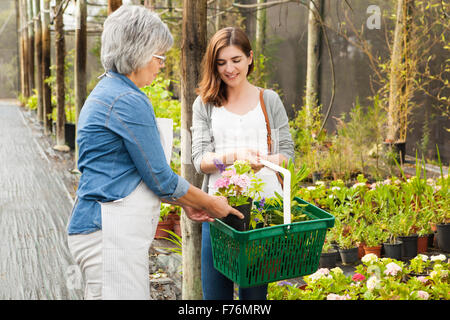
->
xmin=41 ymin=0 xmax=52 ymax=134
xmin=54 ymin=0 xmax=66 ymax=149
xmin=387 ymin=0 xmax=405 ymax=143
xmin=181 ymin=0 xmax=207 ymax=300
xmin=108 ymin=0 xmax=122 ymax=15
xmin=74 ymin=0 xmax=87 ymax=164
xmin=387 ymin=0 xmax=414 ymax=143
xmin=33 ymin=0 xmax=43 ymax=123
xmin=305 ymin=0 xmax=323 ymax=125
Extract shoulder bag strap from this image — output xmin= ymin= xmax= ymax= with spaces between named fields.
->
xmin=259 ymin=89 xmax=284 ymax=189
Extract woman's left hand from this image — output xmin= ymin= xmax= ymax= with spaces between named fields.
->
xmin=182 ymin=205 xmax=215 ymax=223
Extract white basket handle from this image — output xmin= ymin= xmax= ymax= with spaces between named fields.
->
xmin=259 ymin=159 xmax=291 ymax=225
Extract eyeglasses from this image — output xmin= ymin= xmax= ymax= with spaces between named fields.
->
xmin=152 ymin=54 xmax=166 ymax=65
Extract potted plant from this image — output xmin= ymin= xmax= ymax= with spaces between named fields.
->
xmin=362 ymin=223 xmax=389 ymax=258
xmin=432 ymin=195 xmax=450 ymax=252
xmin=383 ymin=214 xmax=403 ymax=260
xmin=319 ymin=235 xmax=339 ymax=269
xmin=395 ymin=193 xmax=419 ymax=261
xmin=212 ymin=159 xmax=264 ymax=231
xmin=155 ymin=203 xmax=173 ymax=239
xmin=168 ymin=206 xmax=182 ymax=237
xmin=336 ymin=231 xmax=359 ymax=265
xmin=416 ymin=209 xmax=434 ymax=253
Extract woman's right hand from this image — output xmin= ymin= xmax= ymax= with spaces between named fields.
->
xmin=235 ymin=148 xmax=264 ymax=173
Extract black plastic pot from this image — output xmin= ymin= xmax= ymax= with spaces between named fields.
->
xmin=383 ymin=241 xmax=403 ymax=260
xmin=65 ymin=123 xmax=76 ymax=150
xmin=383 ymin=141 xmax=406 ymax=164
xmin=338 ymin=247 xmax=359 ymax=265
xmin=427 ymin=233 xmax=435 ymax=248
xmin=398 ymin=235 xmax=418 ymax=261
xmin=221 ymin=199 xmax=252 ymax=231
xmin=319 ymin=250 xmax=338 ymax=268
xmin=436 ymin=223 xmax=450 ymax=253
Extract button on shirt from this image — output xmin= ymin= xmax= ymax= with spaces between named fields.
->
xmin=67 ymin=71 xmax=189 ymax=235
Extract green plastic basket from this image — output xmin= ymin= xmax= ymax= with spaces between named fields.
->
xmin=209 ymin=196 xmax=335 ymax=288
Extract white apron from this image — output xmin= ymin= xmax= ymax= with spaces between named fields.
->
xmin=100 ymin=117 xmax=173 ymax=300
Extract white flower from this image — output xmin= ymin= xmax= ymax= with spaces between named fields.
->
xmin=331 ymin=186 xmax=341 ymax=191
xmin=382 ymin=179 xmax=391 ymax=185
xmin=307 ymin=186 xmax=316 ymax=191
xmin=416 ymin=290 xmax=429 ymax=300
xmin=352 ymin=182 xmax=366 ymax=189
xmin=308 ymin=268 xmax=331 ymax=282
xmin=384 ymin=262 xmax=402 ymax=276
xmin=417 ymin=254 xmax=429 ymax=262
xmin=361 ymin=253 xmax=378 ymax=264
xmin=417 ymin=276 xmax=428 ymax=284
xmin=330 ymin=267 xmax=343 ymax=275
xmin=366 ymin=276 xmax=380 ymax=291
xmin=315 ymin=181 xmax=325 ymax=186
xmin=326 ymin=293 xmax=351 ymax=300
xmin=430 ymin=254 xmax=446 ymax=262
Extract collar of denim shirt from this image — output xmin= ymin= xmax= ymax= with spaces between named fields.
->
xmin=103 ymin=70 xmax=150 ymax=100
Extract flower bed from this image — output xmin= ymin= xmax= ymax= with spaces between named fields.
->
xmin=267 ymin=253 xmax=449 ymax=300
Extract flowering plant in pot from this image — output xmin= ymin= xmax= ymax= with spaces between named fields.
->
xmin=361 ymin=222 xmax=389 ymax=257
xmin=213 ymin=159 xmax=264 ymax=231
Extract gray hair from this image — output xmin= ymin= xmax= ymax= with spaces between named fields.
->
xmin=101 ymin=5 xmax=173 ymax=75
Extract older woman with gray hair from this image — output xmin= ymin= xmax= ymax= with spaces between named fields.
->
xmin=66 ymin=5 xmax=242 ymax=300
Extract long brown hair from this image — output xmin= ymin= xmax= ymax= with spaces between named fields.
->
xmin=196 ymin=27 xmax=254 ymax=106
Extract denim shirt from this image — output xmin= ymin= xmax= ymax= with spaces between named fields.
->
xmin=67 ymin=71 xmax=189 ymax=235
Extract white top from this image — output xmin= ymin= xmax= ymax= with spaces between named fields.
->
xmin=208 ymin=102 xmax=282 ymax=199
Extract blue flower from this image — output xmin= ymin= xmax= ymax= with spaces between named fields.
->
xmin=256 ymin=197 xmax=266 ymax=212
xmin=213 ymin=158 xmax=226 ymax=173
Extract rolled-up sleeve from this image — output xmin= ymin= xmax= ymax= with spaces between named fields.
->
xmin=191 ymin=96 xmax=215 ymax=174
xmin=108 ymin=93 xmax=189 ymax=200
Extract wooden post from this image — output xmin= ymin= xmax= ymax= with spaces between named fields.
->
xmin=255 ymin=0 xmax=267 ymax=86
xmin=108 ymin=0 xmax=122 ymax=15
xmin=305 ymin=0 xmax=323 ymax=125
xmin=15 ymin=0 xmax=22 ymax=97
xmin=41 ymin=0 xmax=52 ymax=134
xmin=33 ymin=0 xmax=44 ymax=123
xmin=20 ymin=0 xmax=31 ymax=99
xmin=54 ymin=0 xmax=68 ymax=151
xmin=18 ymin=0 xmax=29 ymax=100
xmin=74 ymin=0 xmax=87 ymax=164
xmin=181 ymin=0 xmax=207 ymax=300
xmin=142 ymin=0 xmax=155 ymax=10
xmin=27 ymin=0 xmax=35 ymax=93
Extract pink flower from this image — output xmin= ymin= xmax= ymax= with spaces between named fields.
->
xmin=222 ymin=168 xmax=236 ymax=177
xmin=214 ymin=177 xmax=230 ymax=189
xmin=230 ymin=174 xmax=250 ymax=189
xmin=352 ymin=273 xmax=366 ymax=282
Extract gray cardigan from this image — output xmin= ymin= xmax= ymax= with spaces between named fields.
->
xmin=190 ymin=88 xmax=295 ymax=192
